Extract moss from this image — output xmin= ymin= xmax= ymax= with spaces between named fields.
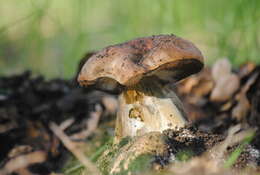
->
xmin=63 ymin=132 xmax=167 ymax=175
xmin=113 ymin=154 xmax=152 ymax=175
xmin=98 ymin=132 xmax=168 ymax=175
xmin=175 ymin=150 xmax=194 ymax=162
xmin=97 ymin=137 xmax=132 ymax=175
xmin=62 ymin=127 xmax=113 ymax=175
xmin=62 ymin=154 xmax=85 ymax=175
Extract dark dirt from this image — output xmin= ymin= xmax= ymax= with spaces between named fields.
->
xmin=0 ymin=61 xmax=260 ymax=174
xmin=164 ymin=126 xmax=260 ymax=169
xmin=165 ymin=126 xmax=224 ymax=157
xmin=0 ymin=71 xmax=113 ymax=174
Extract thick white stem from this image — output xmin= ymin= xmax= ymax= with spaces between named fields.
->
xmin=114 ymin=79 xmax=187 ymax=142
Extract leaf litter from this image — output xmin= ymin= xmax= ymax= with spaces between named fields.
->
xmin=0 ymin=57 xmax=260 ymax=174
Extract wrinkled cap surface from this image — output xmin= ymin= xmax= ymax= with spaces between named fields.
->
xmin=78 ymin=34 xmax=204 ymax=92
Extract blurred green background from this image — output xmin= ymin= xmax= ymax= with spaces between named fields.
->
xmin=0 ymin=0 xmax=259 ymax=78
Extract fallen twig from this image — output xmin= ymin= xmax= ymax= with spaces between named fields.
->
xmin=49 ymin=122 xmax=101 ymax=175
xmin=59 ymin=118 xmax=75 ymax=131
xmin=0 ymin=151 xmax=47 ymax=175
xmin=70 ymin=104 xmax=102 ymax=140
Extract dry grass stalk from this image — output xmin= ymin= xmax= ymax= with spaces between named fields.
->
xmin=49 ymin=122 xmax=101 ymax=175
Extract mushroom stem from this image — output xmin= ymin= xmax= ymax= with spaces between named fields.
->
xmin=114 ymin=78 xmax=188 ymax=142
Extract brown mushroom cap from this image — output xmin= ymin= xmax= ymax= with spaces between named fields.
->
xmin=78 ymin=34 xmax=204 ymax=92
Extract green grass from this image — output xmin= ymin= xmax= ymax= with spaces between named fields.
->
xmin=0 ymin=0 xmax=259 ymax=78
xmin=116 ymin=154 xmax=152 ymax=175
xmin=64 ymin=142 xmax=110 ymax=175
xmin=224 ymin=131 xmax=255 ymax=168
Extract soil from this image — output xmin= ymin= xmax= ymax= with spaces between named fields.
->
xmin=165 ymin=126 xmax=225 ymax=156
xmin=0 ymin=71 xmax=114 ymax=174
xmin=0 ymin=61 xmax=260 ymax=174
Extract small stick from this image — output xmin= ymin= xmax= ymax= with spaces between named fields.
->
xmin=49 ymin=122 xmax=101 ymax=175
xmin=59 ymin=118 xmax=75 ymax=131
xmin=70 ymin=104 xmax=102 ymax=140
xmin=0 ymin=151 xmax=46 ymax=175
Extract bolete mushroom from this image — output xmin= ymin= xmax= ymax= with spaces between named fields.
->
xmin=78 ymin=34 xmax=203 ymax=142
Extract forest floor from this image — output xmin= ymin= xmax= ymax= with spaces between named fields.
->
xmin=0 ymin=58 xmax=260 ymax=175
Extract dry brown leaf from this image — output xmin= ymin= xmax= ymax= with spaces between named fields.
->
xmin=210 ymin=74 xmax=240 ymax=102
xmin=220 ymin=101 xmax=233 ymax=111
xmin=178 ymin=76 xmax=199 ymax=95
xmin=15 ymin=168 xmax=33 ymax=175
xmin=191 ymin=68 xmax=214 ymax=97
xmin=192 ymin=79 xmax=213 ymax=97
xmin=232 ymin=96 xmax=251 ymax=121
xmin=238 ymin=62 xmax=256 ymax=78
xmin=211 ymin=58 xmax=231 ymax=82
xmin=184 ymin=102 xmax=206 ymax=121
xmin=101 ymin=95 xmax=118 ymax=115
xmin=232 ymin=72 xmax=259 ymax=121
xmin=178 ymin=68 xmax=213 ymax=97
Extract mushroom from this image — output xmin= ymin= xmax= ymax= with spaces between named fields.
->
xmin=78 ymin=34 xmax=204 ymax=142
